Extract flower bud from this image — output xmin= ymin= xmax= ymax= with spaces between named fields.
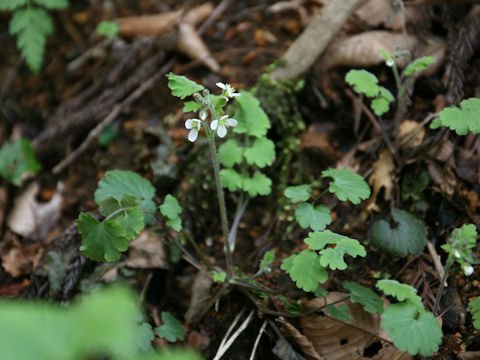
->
xmin=462 ymin=263 xmax=474 ymax=276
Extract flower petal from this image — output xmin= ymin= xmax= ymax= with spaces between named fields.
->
xmin=217 ymin=125 xmax=227 ymax=138
xmin=226 ymin=118 xmax=238 ymax=127
xmin=210 ymin=120 xmax=218 ymax=130
xmin=188 ymin=129 xmax=198 ymax=142
xmin=185 ymin=119 xmax=194 ymax=129
xmin=216 ymin=82 xmax=226 ymax=90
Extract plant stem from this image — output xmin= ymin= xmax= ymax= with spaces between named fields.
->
xmin=205 ymin=125 xmax=233 ymax=278
xmin=433 ymin=253 xmax=454 ymax=315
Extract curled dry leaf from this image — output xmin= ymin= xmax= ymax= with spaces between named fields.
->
xmin=320 ymin=31 xmax=416 ymax=69
xmin=368 ymin=148 xmax=395 ymax=212
xmin=273 ymin=336 xmax=309 ymax=360
xmin=300 ymin=292 xmax=383 ymax=360
xmin=176 ymin=22 xmax=220 ymax=72
xmin=427 ymin=135 xmax=454 ymax=162
xmin=126 ymin=230 xmax=167 ymax=269
xmin=355 ymin=0 xmax=393 ymax=27
xmin=369 ymin=343 xmax=413 ymax=360
xmin=1 ymin=238 xmax=45 ymax=278
xmin=428 ymin=162 xmax=456 ymax=198
xmin=7 ymin=182 xmax=63 ymax=241
xmin=397 ymin=120 xmax=425 ymax=149
xmin=277 ymin=317 xmax=324 ymax=360
xmin=185 ymin=269 xmax=213 ymax=324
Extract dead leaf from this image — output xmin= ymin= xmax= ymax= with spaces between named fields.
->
xmin=7 ymin=182 xmax=63 ymax=241
xmin=126 ymin=230 xmax=167 ymax=269
xmin=370 ymin=343 xmax=413 ymax=360
xmin=277 ymin=317 xmax=324 ymax=360
xmin=356 ymin=0 xmax=393 ymax=27
xmin=176 ymin=22 xmax=220 ymax=72
xmin=427 ymin=136 xmax=454 ymax=162
xmin=299 ymin=127 xmax=341 ymax=161
xmin=186 ymin=330 xmax=210 ymax=351
xmin=272 ymin=336 xmax=308 ymax=360
xmin=428 ymin=162 xmax=456 ymax=198
xmin=185 ymin=269 xmax=212 ymax=324
xmin=368 ymin=148 xmax=395 ymax=211
xmin=320 ymin=31 xmax=416 ymax=69
xmin=301 ymin=292 xmax=383 ymax=360
xmin=397 ymin=120 xmax=425 ymax=149
xmin=458 ymin=351 xmax=480 ymax=360
xmin=117 ymin=11 xmax=182 ymax=37
xmin=1 ymin=238 xmax=45 ymax=278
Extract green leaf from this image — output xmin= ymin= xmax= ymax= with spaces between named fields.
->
xmin=381 ymin=302 xmax=442 ymax=356
xmin=322 ymin=168 xmax=371 ymax=204
xmin=183 ymin=101 xmax=202 ymax=113
xmin=112 ymin=207 xmax=145 ymax=240
xmin=281 ymin=250 xmax=328 ymax=292
xmin=166 ymin=216 xmax=182 ymax=232
xmin=345 ymin=70 xmax=380 ymax=97
xmin=233 ymin=91 xmax=271 ymax=137
xmin=98 ymin=122 xmax=118 ymax=147
xmin=244 ymin=137 xmax=275 ymax=168
xmin=0 ymin=285 xmax=155 ymax=359
xmin=212 ymin=271 xmax=227 ymax=282
xmin=318 ymin=238 xmax=366 ymax=271
xmin=369 ymin=208 xmax=427 ymax=257
xmin=166 ymin=73 xmax=204 ymax=99
xmin=467 ymin=297 xmax=480 ymax=330
xmin=260 ymin=249 xmax=275 ymax=272
xmin=220 ymin=168 xmax=243 ymax=192
xmin=371 ymin=86 xmax=394 ymax=116
xmin=376 ymin=279 xmax=422 ymax=306
xmin=242 ymin=173 xmax=272 ymax=197
xmin=314 ymin=287 xmax=328 ymax=297
xmin=284 ymin=184 xmax=312 ymax=202
xmin=326 ymin=304 xmax=353 ymax=322
xmin=218 ymin=139 xmax=244 ymax=167
xmin=306 ymin=230 xmax=352 ymax=250
xmin=0 ymin=0 xmax=28 ymax=10
xmin=404 ymin=56 xmax=436 ymax=76
xmin=159 ymin=195 xmax=182 ymax=219
xmin=343 ymin=281 xmax=383 ymax=314
xmin=33 ymin=0 xmax=68 ymax=9
xmin=95 ymin=20 xmax=119 ymax=37
xmin=295 ymin=203 xmax=331 ymax=231
xmin=10 ymin=7 xmax=54 ymax=73
xmin=40 ymin=251 xmax=70 ymax=295
xmin=98 ymin=195 xmax=138 ymax=217
xmin=450 ymin=223 xmax=477 ymax=248
xmin=0 ymin=137 xmax=41 ymax=185
xmin=155 ymin=312 xmax=185 ymax=343
xmin=95 ymin=170 xmax=156 ymax=224
xmin=378 ymin=49 xmax=391 ymax=61
xmin=78 ymin=213 xmax=129 ymax=262
xmin=430 ymin=98 xmax=480 ymax=135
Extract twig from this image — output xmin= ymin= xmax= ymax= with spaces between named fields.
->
xmin=137 ymin=271 xmax=153 ymax=306
xmin=344 ymin=89 xmax=382 ymax=133
xmin=249 ymin=320 xmax=268 ymax=360
xmin=213 ymin=309 xmax=255 ymax=360
xmin=52 ymin=59 xmax=174 ymax=174
xmin=0 ymin=59 xmax=23 ymax=101
xmin=198 ymin=0 xmax=233 ymax=36
xmin=228 ymin=195 xmax=249 ymax=251
xmin=398 ymin=113 xmax=436 ymax=147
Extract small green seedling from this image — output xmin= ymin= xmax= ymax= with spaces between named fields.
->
xmin=1 ymin=0 xmax=69 ymax=73
xmin=0 ymin=137 xmax=41 ymax=185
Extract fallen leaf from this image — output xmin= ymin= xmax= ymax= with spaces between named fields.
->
xmin=185 ymin=270 xmax=212 ymax=324
xmin=428 ymin=162 xmax=456 ymax=198
xmin=277 ymin=317 xmax=324 ymax=360
xmin=126 ymin=230 xmax=167 ymax=269
xmin=368 ymin=148 xmax=395 ymax=211
xmin=272 ymin=336 xmax=309 ymax=360
xmin=1 ymin=238 xmax=45 ymax=278
xmin=117 ymin=11 xmax=182 ymax=37
xmin=355 ymin=0 xmax=393 ymax=27
xmin=397 ymin=120 xmax=425 ymax=149
xmin=7 ymin=182 xmax=63 ymax=241
xmin=186 ymin=330 xmax=210 ymax=351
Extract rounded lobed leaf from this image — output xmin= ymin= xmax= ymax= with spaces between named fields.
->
xmin=242 ymin=173 xmax=272 ymax=197
xmin=343 ymin=281 xmax=383 ymax=314
xmin=281 ymin=250 xmax=328 ymax=292
xmin=166 ymin=73 xmax=204 ymax=99
xmin=295 ymin=203 xmax=332 ymax=232
xmin=322 ymin=168 xmax=371 ymax=204
xmin=376 ymin=279 xmax=422 ymax=306
xmin=345 ymin=69 xmax=380 ymax=97
xmin=244 ymin=137 xmax=275 ymax=168
xmin=218 ymin=139 xmax=244 ymax=167
xmin=220 ymin=168 xmax=243 ymax=192
xmin=284 ymin=184 xmax=312 ymax=202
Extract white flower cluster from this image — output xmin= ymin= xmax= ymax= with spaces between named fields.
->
xmin=185 ymin=82 xmax=240 ymax=142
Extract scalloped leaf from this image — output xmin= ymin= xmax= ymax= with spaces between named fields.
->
xmin=371 ymin=86 xmax=394 ymax=116
xmin=0 ymin=0 xmax=28 ymax=10
xmin=221 ymin=168 xmax=243 ymax=192
xmin=322 ymin=168 xmax=371 ymax=204
xmin=376 ymin=279 xmax=422 ymax=306
xmin=404 ymin=56 xmax=436 ymax=76
xmin=94 ymin=170 xmax=156 ymax=225
xmin=326 ymin=304 xmax=353 ymax=322
xmin=381 ymin=302 xmax=442 ymax=356
xmin=468 ymin=297 xmax=480 ymax=330
xmin=242 ymin=173 xmax=272 ymax=197
xmin=233 ymin=91 xmax=270 ymax=137
xmin=155 ymin=312 xmax=185 ymax=343
xmin=345 ymin=69 xmax=380 ymax=97
xmin=284 ymin=184 xmax=312 ymax=202
xmin=244 ymin=137 xmax=275 ymax=168
xmin=78 ymin=213 xmax=129 ymax=262
xmin=218 ymin=139 xmax=244 ymax=167
xmin=183 ymin=101 xmax=202 ymax=113
xmin=318 ymin=238 xmax=366 ymax=270
xmin=166 ymin=73 xmax=204 ymax=99
xmin=343 ymin=281 xmax=383 ymax=314
xmin=295 ymin=203 xmax=331 ymax=232
xmin=451 ymin=223 xmax=477 ymax=248
xmin=281 ymin=250 xmax=328 ymax=292
xmin=430 ymin=97 xmax=480 ymax=135
xmin=160 ymin=195 xmax=182 ymax=231
xmin=369 ymin=208 xmax=427 ymax=257
xmin=306 ymin=230 xmax=351 ymax=250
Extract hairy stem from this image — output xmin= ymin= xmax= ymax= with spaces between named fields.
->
xmin=433 ymin=253 xmax=454 ymax=315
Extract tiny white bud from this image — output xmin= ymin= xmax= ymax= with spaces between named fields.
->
xmin=462 ymin=263 xmax=474 ymax=276
xmin=454 ymin=250 xmax=462 ymax=259
xmin=386 ymin=59 xmax=394 ymax=67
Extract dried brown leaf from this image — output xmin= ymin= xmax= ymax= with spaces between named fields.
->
xmin=320 ymin=31 xmax=416 ymax=69
xmin=355 ymin=0 xmax=393 ymax=27
xmin=277 ymin=317 xmax=325 ymax=360
xmin=126 ymin=230 xmax=167 ymax=269
xmin=185 ymin=269 xmax=212 ymax=324
xmin=1 ymin=239 xmax=44 ymax=278
xmin=397 ymin=120 xmax=425 ymax=149
xmin=117 ymin=11 xmax=182 ymax=37
xmin=428 ymin=162 xmax=456 ymax=198
xmin=368 ymin=148 xmax=395 ymax=211
xmin=7 ymin=182 xmax=63 ymax=241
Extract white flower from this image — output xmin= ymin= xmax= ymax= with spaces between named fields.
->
xmin=462 ymin=263 xmax=474 ymax=277
xmin=210 ymin=115 xmax=238 ymax=138
xmin=185 ymin=119 xmax=202 ymax=142
xmin=216 ymin=82 xmax=240 ymax=99
xmin=454 ymin=250 xmax=462 ymax=259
